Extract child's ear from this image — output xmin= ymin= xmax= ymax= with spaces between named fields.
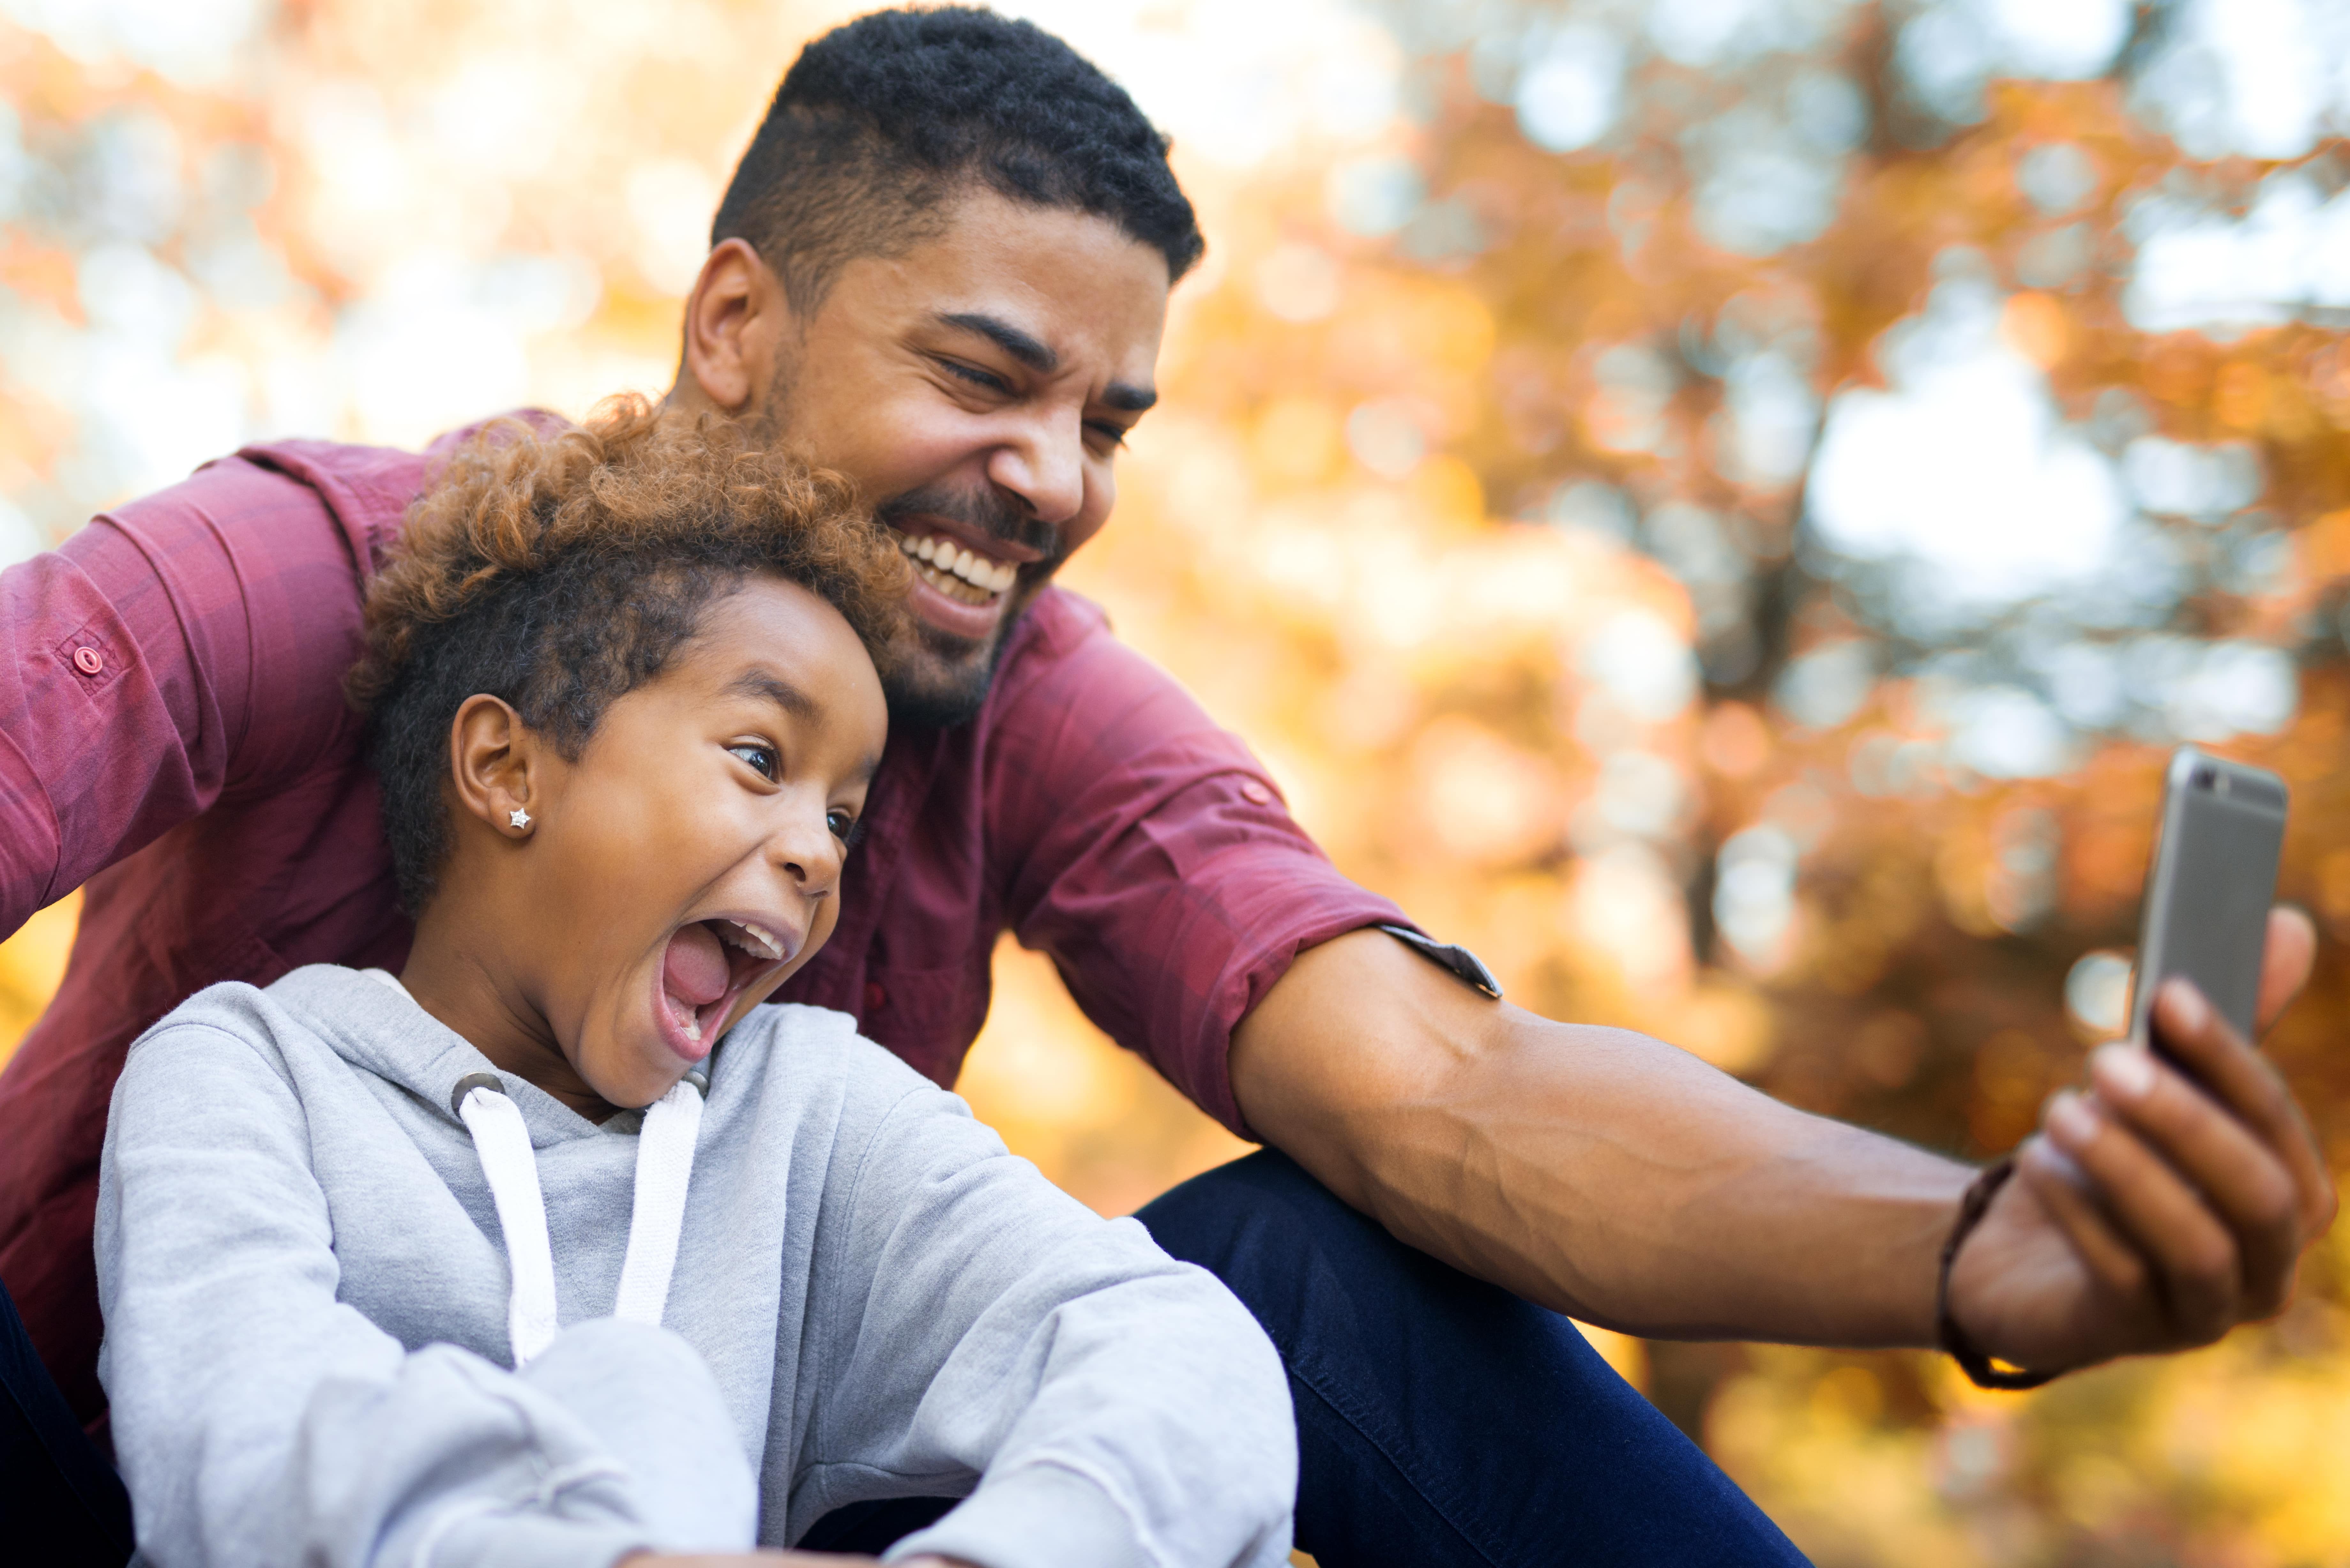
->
xmin=448 ymin=695 xmax=540 ymax=839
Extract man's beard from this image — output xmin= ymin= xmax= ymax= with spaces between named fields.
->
xmin=747 ymin=363 xmax=1070 ymax=731
xmin=871 ymin=480 xmax=1069 ymax=731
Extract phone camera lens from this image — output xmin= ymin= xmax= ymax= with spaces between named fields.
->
xmin=2192 ymin=766 xmax=2216 ymax=789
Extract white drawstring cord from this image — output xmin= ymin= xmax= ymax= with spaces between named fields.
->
xmin=612 ymin=1073 xmax=707 ymax=1328
xmin=453 ymin=1074 xmax=561 ymax=1368
xmin=451 ymin=1068 xmax=709 ymax=1368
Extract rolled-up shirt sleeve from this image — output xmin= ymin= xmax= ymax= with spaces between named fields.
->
xmin=0 ymin=456 xmax=371 ymax=937
xmin=987 ymin=610 xmax=1408 ymax=1138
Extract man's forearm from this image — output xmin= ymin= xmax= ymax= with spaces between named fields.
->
xmin=1230 ymin=929 xmax=1973 ymax=1346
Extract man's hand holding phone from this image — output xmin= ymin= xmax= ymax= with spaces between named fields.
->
xmin=1944 ymin=906 xmax=2338 ymax=1377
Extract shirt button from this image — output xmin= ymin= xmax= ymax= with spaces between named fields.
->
xmin=1240 ymin=780 xmax=1273 ymax=806
xmin=72 ymin=646 xmax=103 ymax=675
xmin=864 ymin=980 xmax=886 ymax=1014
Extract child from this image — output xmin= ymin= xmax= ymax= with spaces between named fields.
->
xmin=94 ymin=402 xmax=1295 ymax=1568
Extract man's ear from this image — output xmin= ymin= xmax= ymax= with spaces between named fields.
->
xmin=449 ymin=695 xmax=539 ymax=839
xmin=674 ymin=238 xmax=792 ymax=415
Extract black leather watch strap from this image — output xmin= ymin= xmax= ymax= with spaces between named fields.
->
xmin=1377 ymin=923 xmax=1503 ymax=1000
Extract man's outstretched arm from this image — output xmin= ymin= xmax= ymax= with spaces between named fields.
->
xmin=1230 ymin=910 xmax=2335 ymax=1370
xmin=0 ymin=456 xmax=367 ymax=938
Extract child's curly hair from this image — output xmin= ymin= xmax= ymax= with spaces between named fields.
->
xmin=349 ymin=396 xmax=909 ymax=915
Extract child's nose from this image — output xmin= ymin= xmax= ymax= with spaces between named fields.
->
xmin=768 ymin=810 xmax=842 ymax=893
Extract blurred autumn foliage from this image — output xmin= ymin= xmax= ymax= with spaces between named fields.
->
xmin=8 ymin=0 xmax=2350 ymax=1562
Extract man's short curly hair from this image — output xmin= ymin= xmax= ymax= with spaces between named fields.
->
xmin=348 ymin=397 xmax=909 ymax=915
xmin=712 ymin=5 xmax=1203 ymax=313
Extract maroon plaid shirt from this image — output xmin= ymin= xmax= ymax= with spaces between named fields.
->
xmin=0 ymin=422 xmax=1403 ymax=1418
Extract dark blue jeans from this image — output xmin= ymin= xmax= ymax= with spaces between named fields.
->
xmin=6 ymin=1150 xmax=1809 ymax=1565
xmin=809 ymin=1150 xmax=1809 ymax=1565
xmin=0 ymin=1272 xmax=132 ymax=1565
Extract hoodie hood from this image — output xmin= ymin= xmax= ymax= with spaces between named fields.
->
xmin=278 ymin=964 xmax=709 ymax=1367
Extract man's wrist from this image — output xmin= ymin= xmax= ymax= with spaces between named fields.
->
xmin=1937 ymin=1158 xmax=2057 ymax=1390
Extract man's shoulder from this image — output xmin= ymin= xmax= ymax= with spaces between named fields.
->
xmin=106 ymin=411 xmax=559 ymax=574
xmin=234 ymin=436 xmax=428 ymax=528
xmin=227 ymin=410 xmax=563 ymax=569
xmin=990 ymin=587 xmax=1181 ymax=713
xmin=1007 ymin=583 xmax=1112 ymax=653
xmin=979 ymin=586 xmax=1242 ymax=759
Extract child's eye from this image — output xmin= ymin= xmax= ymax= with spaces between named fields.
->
xmin=727 ymin=743 xmax=778 ymax=780
xmin=827 ymin=809 xmax=865 ymax=849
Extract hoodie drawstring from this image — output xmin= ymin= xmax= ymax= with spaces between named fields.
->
xmin=453 ymin=1074 xmax=560 ymax=1367
xmin=452 ymin=1069 xmax=707 ymax=1369
xmin=613 ymin=1076 xmax=706 ymax=1328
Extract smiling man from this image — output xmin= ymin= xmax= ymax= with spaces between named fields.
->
xmin=0 ymin=9 xmax=2337 ymax=1568
xmin=687 ymin=163 xmax=1172 ymax=729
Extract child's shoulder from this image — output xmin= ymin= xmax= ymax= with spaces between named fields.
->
xmin=130 ymin=974 xmax=299 ymax=1057
xmin=121 ymin=965 xmax=382 ymax=1089
xmin=108 ymin=974 xmax=334 ymax=1129
xmin=714 ymin=1001 xmax=951 ymax=1104
xmin=709 ymin=1004 xmax=998 ymax=1194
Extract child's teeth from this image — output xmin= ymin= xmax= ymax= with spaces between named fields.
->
xmin=715 ymin=919 xmax=784 ymax=960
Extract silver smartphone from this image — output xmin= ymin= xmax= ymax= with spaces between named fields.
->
xmin=2125 ymin=746 xmax=2288 ymax=1056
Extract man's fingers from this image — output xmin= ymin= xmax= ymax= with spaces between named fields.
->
xmin=2041 ymin=1089 xmax=2240 ymax=1339
xmin=2255 ymin=905 xmax=2315 ymax=1035
xmin=2151 ymin=979 xmax=2336 ymax=1236
xmin=2084 ymin=1044 xmax=2300 ymax=1314
xmin=2014 ymin=1134 xmax=2147 ymax=1300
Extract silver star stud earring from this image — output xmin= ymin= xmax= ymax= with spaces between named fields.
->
xmin=509 ymin=807 xmax=532 ymax=830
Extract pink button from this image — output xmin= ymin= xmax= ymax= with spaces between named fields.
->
xmin=72 ymin=646 xmax=103 ymax=675
xmin=1240 ymin=780 xmax=1273 ymax=806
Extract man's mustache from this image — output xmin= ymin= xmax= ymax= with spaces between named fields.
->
xmin=877 ymin=485 xmax=1063 ymax=565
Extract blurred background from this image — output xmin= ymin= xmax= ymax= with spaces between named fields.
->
xmin=6 ymin=0 xmax=2350 ymax=1560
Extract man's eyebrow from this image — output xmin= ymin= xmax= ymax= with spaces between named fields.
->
xmin=936 ymin=311 xmax=1056 ymax=373
xmin=934 ymin=310 xmax=1156 ymax=415
xmin=725 ymin=670 xmax=817 ymax=720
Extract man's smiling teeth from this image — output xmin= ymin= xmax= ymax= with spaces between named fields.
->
xmin=898 ymin=532 xmax=1017 ymax=603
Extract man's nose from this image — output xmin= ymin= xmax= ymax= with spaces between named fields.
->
xmin=986 ymin=412 xmax=1086 ymax=527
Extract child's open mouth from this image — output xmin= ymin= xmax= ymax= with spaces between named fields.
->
xmin=656 ymin=916 xmax=797 ymax=1062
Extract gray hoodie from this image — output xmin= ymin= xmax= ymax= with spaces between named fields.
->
xmin=95 ymin=965 xmax=1294 ymax=1568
